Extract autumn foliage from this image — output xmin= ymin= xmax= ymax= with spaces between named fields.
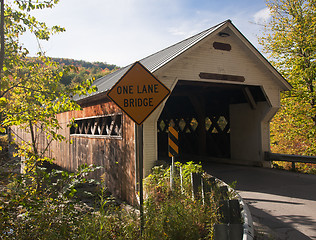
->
xmin=259 ymin=0 xmax=316 ymax=156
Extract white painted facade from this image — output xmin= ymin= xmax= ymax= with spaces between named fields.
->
xmin=141 ymin=22 xmax=291 ymax=175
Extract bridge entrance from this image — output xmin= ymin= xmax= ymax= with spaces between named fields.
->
xmin=157 ymin=80 xmax=267 ymax=161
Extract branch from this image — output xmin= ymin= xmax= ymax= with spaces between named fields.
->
xmin=0 ymin=81 xmax=24 ymax=98
xmin=15 ymin=0 xmax=56 ymax=4
xmin=9 ymin=127 xmax=27 ymax=143
xmin=39 ymin=136 xmax=54 ymax=159
xmin=29 ymin=120 xmax=38 ymax=156
xmin=11 ymin=84 xmax=59 ymax=96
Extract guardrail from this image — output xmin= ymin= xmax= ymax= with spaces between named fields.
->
xmin=264 ymin=152 xmax=316 ymax=170
xmin=169 ymin=163 xmax=254 ymax=240
xmin=209 ymin=174 xmax=254 ymax=240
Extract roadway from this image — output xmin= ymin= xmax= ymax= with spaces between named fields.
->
xmin=203 ymin=162 xmax=316 ymax=239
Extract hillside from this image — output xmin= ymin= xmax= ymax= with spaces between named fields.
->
xmin=53 ymin=58 xmax=118 ymax=71
xmin=53 ymin=58 xmax=119 ymax=86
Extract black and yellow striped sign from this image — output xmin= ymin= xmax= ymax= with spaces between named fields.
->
xmin=168 ymin=126 xmax=179 ymax=157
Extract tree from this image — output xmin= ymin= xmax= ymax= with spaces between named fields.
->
xmin=0 ymin=2 xmax=101 ymax=237
xmin=259 ymin=0 xmax=316 ymax=155
xmin=0 ymin=0 xmax=65 ymax=83
xmin=0 ymin=0 xmax=95 ymax=186
xmin=0 ymin=0 xmax=65 ymax=136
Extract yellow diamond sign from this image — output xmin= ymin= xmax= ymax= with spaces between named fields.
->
xmin=107 ymin=62 xmax=170 ymax=125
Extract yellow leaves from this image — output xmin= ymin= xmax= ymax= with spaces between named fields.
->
xmin=261 ymin=1 xmax=316 ymax=148
xmin=0 ymin=97 xmax=7 ymax=105
xmin=271 ymin=96 xmax=316 ymax=155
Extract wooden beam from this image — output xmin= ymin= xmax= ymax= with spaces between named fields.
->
xmin=243 ymin=87 xmax=256 ymax=110
xmin=189 ymin=95 xmax=206 ymax=155
xmin=199 ymin=72 xmax=245 ymax=82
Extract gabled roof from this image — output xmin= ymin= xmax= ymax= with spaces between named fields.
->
xmin=75 ymin=20 xmax=291 ymax=103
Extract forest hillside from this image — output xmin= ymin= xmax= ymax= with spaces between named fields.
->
xmin=53 ymin=58 xmax=119 ymax=86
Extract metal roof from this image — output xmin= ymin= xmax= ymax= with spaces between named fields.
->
xmin=75 ymin=19 xmax=291 ymax=103
xmin=74 ymin=20 xmax=228 ymax=102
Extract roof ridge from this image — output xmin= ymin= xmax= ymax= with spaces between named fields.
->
xmin=138 ymin=20 xmax=230 ymax=70
xmin=75 ymin=20 xmax=232 ymax=102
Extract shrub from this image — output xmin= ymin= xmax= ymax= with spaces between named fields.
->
xmin=0 ymin=164 xmax=99 ymax=239
xmin=76 ymin=187 xmax=140 ymax=240
xmin=0 ymin=161 xmax=222 ymax=239
xmin=143 ymin=162 xmax=220 ymax=240
xmin=272 ymin=161 xmax=316 ymax=174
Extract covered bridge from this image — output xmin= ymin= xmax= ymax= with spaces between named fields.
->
xmin=14 ymin=20 xmax=291 ymax=205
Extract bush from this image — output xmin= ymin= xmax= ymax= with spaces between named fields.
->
xmin=272 ymin=161 xmax=316 ymax=174
xmin=0 ymin=164 xmax=100 ymax=239
xmin=143 ymin=162 xmax=220 ymax=240
xmin=0 ymin=161 xmax=222 ymax=239
xmin=76 ymin=187 xmax=140 ymax=240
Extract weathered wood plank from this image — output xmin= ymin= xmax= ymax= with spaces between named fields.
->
xmin=199 ymin=72 xmax=245 ymax=82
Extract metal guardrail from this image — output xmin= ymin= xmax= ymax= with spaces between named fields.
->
xmin=211 ymin=175 xmax=254 ymax=240
xmin=265 ymin=152 xmax=316 ymax=170
xmin=169 ymin=162 xmax=254 ymax=240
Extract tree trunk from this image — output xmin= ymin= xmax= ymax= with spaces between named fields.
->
xmin=0 ymin=0 xmax=4 ymax=82
xmin=29 ymin=120 xmax=39 ymax=158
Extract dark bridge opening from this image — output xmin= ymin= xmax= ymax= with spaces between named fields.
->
xmin=157 ymin=80 xmax=266 ymax=161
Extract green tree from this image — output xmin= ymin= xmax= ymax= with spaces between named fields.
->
xmin=0 ymin=0 xmax=66 ymax=135
xmin=259 ymin=0 xmax=316 ymax=155
xmin=0 ymin=0 xmax=95 ymax=181
xmin=0 ymin=2 xmax=101 ymax=238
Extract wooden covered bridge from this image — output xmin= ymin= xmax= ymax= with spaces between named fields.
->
xmin=14 ymin=20 xmax=291 ymax=205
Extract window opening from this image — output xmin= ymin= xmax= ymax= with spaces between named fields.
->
xmin=70 ymin=114 xmax=122 ymax=137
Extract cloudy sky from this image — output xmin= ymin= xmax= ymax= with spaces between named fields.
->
xmin=20 ymin=0 xmax=271 ymax=67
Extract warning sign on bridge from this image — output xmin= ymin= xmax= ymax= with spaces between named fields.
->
xmin=107 ymin=61 xmax=170 ymax=125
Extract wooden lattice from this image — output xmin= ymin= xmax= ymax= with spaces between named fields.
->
xmin=70 ymin=114 xmax=122 ymax=137
xmin=158 ymin=114 xmax=230 ymax=158
xmin=158 ymin=115 xmax=230 ymax=134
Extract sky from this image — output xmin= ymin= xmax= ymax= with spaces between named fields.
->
xmin=19 ymin=0 xmax=271 ymax=67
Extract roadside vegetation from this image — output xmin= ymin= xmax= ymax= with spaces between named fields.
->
xmin=272 ymin=161 xmax=316 ymax=174
xmin=1 ymin=146 xmax=224 ymax=240
xmin=143 ymin=162 xmax=221 ymax=239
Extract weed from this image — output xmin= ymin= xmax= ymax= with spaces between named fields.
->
xmin=143 ymin=162 xmax=220 ymax=239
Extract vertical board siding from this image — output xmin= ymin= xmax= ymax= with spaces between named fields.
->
xmin=11 ymin=101 xmax=137 ymax=205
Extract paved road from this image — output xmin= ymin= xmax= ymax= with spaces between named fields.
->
xmin=203 ymin=163 xmax=316 ymax=240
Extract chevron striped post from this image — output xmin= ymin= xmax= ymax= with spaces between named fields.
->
xmin=168 ymin=126 xmax=179 ymax=190
xmin=168 ymin=126 xmax=179 ymax=158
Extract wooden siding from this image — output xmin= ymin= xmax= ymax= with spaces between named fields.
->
xmin=12 ymin=101 xmax=137 ymax=205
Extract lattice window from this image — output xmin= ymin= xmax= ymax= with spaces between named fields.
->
xmin=158 ymin=115 xmax=230 ymax=134
xmin=70 ymin=114 xmax=122 ymax=137
xmin=205 ymin=115 xmax=230 ymax=134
